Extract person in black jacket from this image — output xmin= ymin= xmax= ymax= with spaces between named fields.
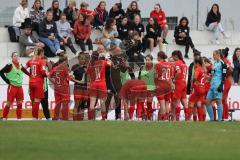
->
xmin=205 ymin=4 xmax=229 ymax=44
xmin=47 ymin=0 xmax=62 ymax=21
xmin=145 ymin=17 xmax=162 ymax=55
xmin=233 ymin=48 xmax=240 ymax=85
xmin=63 ymin=0 xmax=78 ymax=27
xmin=126 ymin=1 xmax=141 ymax=22
xmin=117 ymin=17 xmax=131 ymax=41
xmin=109 ymin=3 xmax=125 ymax=25
xmin=39 ymin=10 xmax=63 ymax=55
xmin=186 ymin=51 xmax=201 ymax=95
xmin=174 ymin=17 xmax=200 ymax=58
xmin=93 ymin=1 xmax=108 ymax=29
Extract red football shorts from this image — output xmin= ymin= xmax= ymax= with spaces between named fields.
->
xmin=173 ymin=80 xmax=187 ymax=99
xmin=74 ymin=87 xmax=89 ymax=100
xmin=55 ymin=92 xmax=70 ymax=105
xmin=29 ymin=83 xmax=44 ymax=100
xmin=88 ymin=81 xmax=107 ymax=98
xmin=189 ymin=87 xmax=205 ymax=103
xmin=7 ymin=85 xmax=24 ymax=102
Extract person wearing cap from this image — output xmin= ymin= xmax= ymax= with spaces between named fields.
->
xmin=19 ymin=18 xmax=44 ymax=57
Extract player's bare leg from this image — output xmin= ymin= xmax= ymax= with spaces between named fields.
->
xmin=89 ymin=96 xmax=97 ymax=120
xmin=158 ymin=99 xmax=166 ymax=121
xmin=99 ymin=98 xmax=107 ymax=120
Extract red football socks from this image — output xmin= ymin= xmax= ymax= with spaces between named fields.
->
xmin=16 ymin=103 xmax=22 ymax=119
xmin=32 ymin=102 xmax=40 ymax=119
xmin=147 ymin=102 xmax=153 ymax=120
xmin=62 ymin=103 xmax=69 ymax=120
xmin=88 ymin=109 xmax=95 ymax=120
xmin=3 ymin=106 xmax=10 ymax=119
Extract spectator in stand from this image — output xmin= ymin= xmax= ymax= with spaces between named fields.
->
xmin=19 ymin=19 xmax=44 ymax=57
xmin=117 ymin=17 xmax=131 ymax=41
xmin=79 ymin=2 xmax=96 ymax=17
xmin=109 ymin=3 xmax=125 ymax=25
xmin=150 ymin=3 xmax=169 ymax=44
xmin=145 ymin=17 xmax=162 ymax=55
xmin=131 ymin=15 xmax=145 ymax=51
xmin=63 ymin=0 xmax=78 ymax=27
xmin=174 ymin=17 xmax=200 ymax=59
xmin=47 ymin=0 xmax=62 ymax=21
xmin=39 ymin=10 xmax=63 ymax=56
xmin=73 ymin=12 xmax=93 ymax=53
xmin=126 ymin=1 xmax=141 ymax=22
xmin=56 ymin=13 xmax=77 ymax=54
xmin=233 ymin=48 xmax=240 ymax=85
xmin=93 ymin=1 xmax=108 ymax=30
xmin=13 ymin=0 xmax=29 ymax=27
xmin=30 ymin=0 xmax=45 ymax=34
xmin=205 ymin=4 xmax=229 ymax=44
xmin=101 ymin=18 xmax=121 ymax=50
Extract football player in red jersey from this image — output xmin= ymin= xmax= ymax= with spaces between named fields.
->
xmin=202 ymin=57 xmax=213 ymax=121
xmin=220 ymin=48 xmax=233 ymax=120
xmin=25 ymin=48 xmax=47 ymax=119
xmin=0 ymin=52 xmax=30 ymax=120
xmin=155 ymin=51 xmax=174 ymax=121
xmin=49 ymin=55 xmax=72 ymax=120
xmin=86 ymin=51 xmax=111 ymax=120
xmin=171 ymin=50 xmax=189 ymax=121
xmin=188 ymin=56 xmax=206 ymax=121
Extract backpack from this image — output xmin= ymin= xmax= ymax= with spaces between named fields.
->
xmin=8 ymin=26 xmax=20 ymax=42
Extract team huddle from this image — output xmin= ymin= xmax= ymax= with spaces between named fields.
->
xmin=0 ymin=45 xmax=232 ymax=122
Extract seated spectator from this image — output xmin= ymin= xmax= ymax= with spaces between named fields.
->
xmin=131 ymin=15 xmax=145 ymax=42
xmin=63 ymin=0 xmax=78 ymax=27
xmin=30 ymin=0 xmax=45 ymax=34
xmin=73 ymin=13 xmax=93 ymax=53
xmin=47 ymin=0 xmax=62 ymax=21
xmin=39 ymin=10 xmax=63 ymax=56
xmin=78 ymin=2 xmax=96 ymax=18
xmin=19 ymin=20 xmax=44 ymax=57
xmin=174 ymin=17 xmax=200 ymax=59
xmin=97 ymin=44 xmax=110 ymax=59
xmin=117 ymin=17 xmax=131 ymax=41
xmin=126 ymin=1 xmax=141 ymax=22
xmin=101 ymin=18 xmax=121 ymax=50
xmin=145 ymin=17 xmax=162 ymax=55
xmin=150 ymin=4 xmax=168 ymax=44
xmin=93 ymin=1 xmax=108 ymax=29
xmin=126 ymin=31 xmax=144 ymax=69
xmin=109 ymin=3 xmax=125 ymax=25
xmin=13 ymin=0 xmax=29 ymax=27
xmin=233 ymin=48 xmax=240 ymax=85
xmin=205 ymin=4 xmax=229 ymax=44
xmin=56 ymin=13 xmax=77 ymax=54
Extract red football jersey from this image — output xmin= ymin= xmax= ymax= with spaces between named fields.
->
xmin=26 ymin=57 xmax=46 ymax=84
xmin=223 ymin=58 xmax=232 ymax=77
xmin=174 ymin=60 xmax=187 ymax=81
xmin=49 ymin=64 xmax=71 ymax=94
xmin=155 ymin=61 xmax=173 ymax=82
xmin=192 ymin=66 xmax=206 ymax=88
xmin=87 ymin=60 xmax=110 ymax=82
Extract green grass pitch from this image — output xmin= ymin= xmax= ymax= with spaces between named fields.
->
xmin=0 ymin=121 xmax=240 ymax=160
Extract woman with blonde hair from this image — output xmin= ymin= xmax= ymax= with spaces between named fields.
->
xmin=13 ymin=0 xmax=29 ymax=27
xmin=63 ymin=0 xmax=78 ymax=27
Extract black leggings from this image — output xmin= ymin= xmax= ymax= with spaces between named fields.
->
xmin=40 ymin=90 xmax=51 ymax=119
xmin=60 ymin=38 xmax=77 ymax=54
xmin=175 ymin=36 xmax=195 ymax=54
xmin=75 ymin=38 xmax=93 ymax=52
